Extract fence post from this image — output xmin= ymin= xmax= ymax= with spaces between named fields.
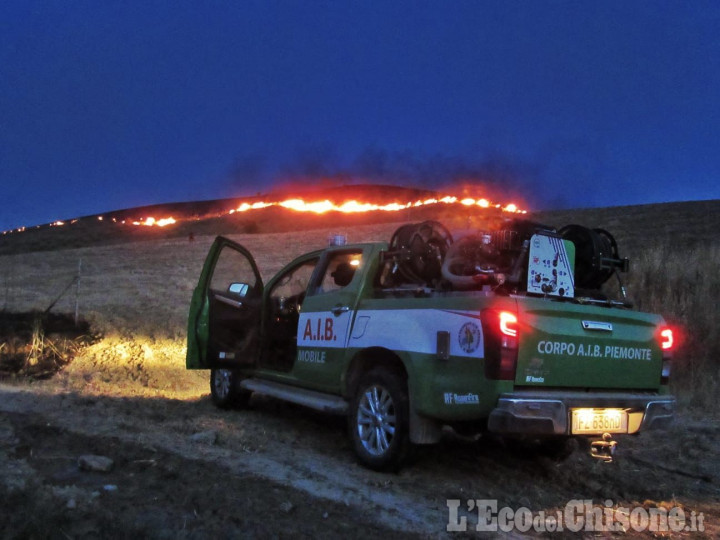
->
xmin=2 ymin=258 xmax=11 ymax=312
xmin=75 ymin=258 xmax=82 ymax=326
xmin=2 ymin=265 xmax=6 ymax=312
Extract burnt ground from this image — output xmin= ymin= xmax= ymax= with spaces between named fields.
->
xmin=0 ymin=383 xmax=718 ymax=539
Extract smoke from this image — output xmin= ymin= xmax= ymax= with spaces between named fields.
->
xmin=228 ymin=145 xmax=552 ymax=207
xmin=228 ymin=153 xmax=268 ymax=193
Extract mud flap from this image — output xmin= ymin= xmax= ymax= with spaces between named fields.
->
xmin=409 ymin=408 xmax=442 ymax=444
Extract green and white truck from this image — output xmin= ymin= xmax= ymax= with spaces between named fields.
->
xmin=186 ymin=219 xmax=675 ymax=470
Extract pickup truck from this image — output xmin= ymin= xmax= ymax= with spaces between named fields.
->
xmin=186 ymin=219 xmax=675 ymax=470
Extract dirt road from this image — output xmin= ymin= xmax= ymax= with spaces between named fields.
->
xmin=1 ymin=380 xmax=717 ymax=538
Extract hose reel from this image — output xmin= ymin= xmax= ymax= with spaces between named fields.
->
xmin=558 ymin=224 xmax=629 ymax=290
xmin=387 ymin=221 xmax=453 ymax=284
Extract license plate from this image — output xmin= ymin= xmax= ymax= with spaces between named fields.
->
xmin=571 ymin=408 xmax=628 ymax=434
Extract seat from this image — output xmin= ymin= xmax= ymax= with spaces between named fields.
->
xmin=331 ymin=262 xmax=355 ymax=287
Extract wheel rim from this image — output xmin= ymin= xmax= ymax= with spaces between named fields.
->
xmin=213 ymin=369 xmax=232 ymax=399
xmin=356 ymin=384 xmax=396 ymax=457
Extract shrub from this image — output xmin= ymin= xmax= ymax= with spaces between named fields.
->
xmin=624 ymin=241 xmax=720 ymax=410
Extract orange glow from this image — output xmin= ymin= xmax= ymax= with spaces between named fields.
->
xmin=456 ymin=197 xmax=498 ymax=210
xmin=232 ymin=195 xmax=523 ymax=216
xmin=235 ymin=202 xmax=272 ymax=212
xmin=499 ymin=311 xmax=518 ymax=337
xmin=280 ymin=199 xmax=334 ymax=213
xmin=132 ymin=217 xmax=177 ymax=227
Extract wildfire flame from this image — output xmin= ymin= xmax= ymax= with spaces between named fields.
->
xmin=132 ymin=217 xmax=177 ymax=227
xmin=229 ymin=196 xmax=522 ymax=216
xmin=1 ymin=192 xmax=525 ymax=234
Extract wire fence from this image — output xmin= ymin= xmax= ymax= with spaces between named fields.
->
xmin=1 ymin=253 xmax=83 ymax=317
xmin=0 ymin=238 xmax=214 ymax=337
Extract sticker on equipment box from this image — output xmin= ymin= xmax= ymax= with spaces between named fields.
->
xmin=458 ymin=322 xmax=481 ymax=354
xmin=527 ymin=234 xmax=575 ymax=298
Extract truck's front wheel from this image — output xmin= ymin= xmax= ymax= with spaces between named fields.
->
xmin=349 ymin=370 xmax=411 ymax=471
xmin=210 ymin=369 xmax=250 ymax=409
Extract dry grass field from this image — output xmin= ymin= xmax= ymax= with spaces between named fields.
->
xmin=0 ymin=200 xmax=718 ymax=538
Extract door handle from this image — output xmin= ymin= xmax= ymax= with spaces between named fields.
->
xmin=217 ymin=295 xmax=244 ymax=309
xmin=331 ymin=305 xmax=350 ymax=316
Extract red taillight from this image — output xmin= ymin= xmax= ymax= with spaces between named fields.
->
xmin=660 ymin=328 xmax=674 ymax=350
xmin=499 ymin=311 xmax=518 ymax=337
xmin=481 ymin=309 xmax=519 ymax=380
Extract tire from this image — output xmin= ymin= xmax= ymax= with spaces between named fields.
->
xmin=210 ymin=369 xmax=250 ymax=409
xmin=349 ymin=369 xmax=411 ymax=472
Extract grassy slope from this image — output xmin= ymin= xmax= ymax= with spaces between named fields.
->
xmin=533 ymin=199 xmax=720 ymax=252
xmin=0 ymin=199 xmax=717 ymax=408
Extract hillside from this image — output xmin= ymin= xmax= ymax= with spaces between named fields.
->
xmin=2 ymin=181 xmax=717 ymax=257
xmin=0 ymin=185 xmax=448 ymax=255
xmin=533 ymin=199 xmax=720 ymax=253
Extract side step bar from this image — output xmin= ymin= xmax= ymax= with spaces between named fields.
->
xmin=240 ymin=378 xmax=349 ymax=415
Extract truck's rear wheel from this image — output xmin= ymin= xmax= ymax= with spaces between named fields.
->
xmin=349 ymin=369 xmax=411 ymax=471
xmin=210 ymin=369 xmax=250 ymax=409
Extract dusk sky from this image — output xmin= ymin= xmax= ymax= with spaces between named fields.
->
xmin=1 ymin=1 xmax=719 ymax=231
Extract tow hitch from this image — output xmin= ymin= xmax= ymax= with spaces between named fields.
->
xmin=590 ymin=433 xmax=617 ymax=463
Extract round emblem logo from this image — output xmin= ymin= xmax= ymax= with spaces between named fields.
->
xmin=458 ymin=322 xmax=481 ymax=354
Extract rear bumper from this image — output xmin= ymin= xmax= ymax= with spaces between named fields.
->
xmin=487 ymin=391 xmax=675 ymax=436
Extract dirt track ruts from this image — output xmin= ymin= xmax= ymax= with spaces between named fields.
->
xmin=1 ymin=382 xmax=718 ymax=538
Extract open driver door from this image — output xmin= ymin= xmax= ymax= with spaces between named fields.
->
xmin=186 ymin=236 xmax=263 ymax=369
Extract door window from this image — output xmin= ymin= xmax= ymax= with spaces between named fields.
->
xmin=210 ymin=247 xmax=260 ymax=298
xmin=262 ymin=258 xmax=319 ymax=372
xmin=270 ymin=260 xmax=317 ymax=304
xmin=203 ymin=240 xmax=263 ymax=368
xmin=314 ymin=251 xmax=363 ymax=295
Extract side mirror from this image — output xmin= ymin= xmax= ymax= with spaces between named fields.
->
xmin=228 ymin=282 xmax=250 ymax=298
